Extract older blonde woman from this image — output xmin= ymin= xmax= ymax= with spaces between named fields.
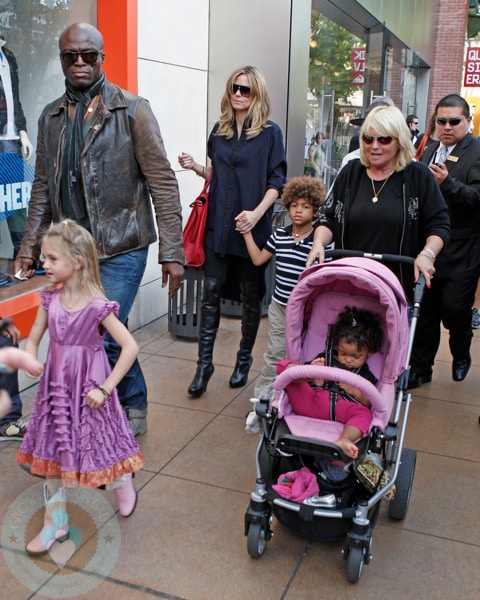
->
xmin=179 ymin=66 xmax=287 ymax=397
xmin=307 ymin=105 xmax=450 ymax=295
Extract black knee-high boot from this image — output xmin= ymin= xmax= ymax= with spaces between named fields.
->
xmin=188 ymin=276 xmax=224 ymax=397
xmin=229 ymin=281 xmax=262 ymax=388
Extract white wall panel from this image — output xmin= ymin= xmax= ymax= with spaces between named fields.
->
xmin=138 ymin=60 xmax=208 ymax=170
xmin=138 ymin=0 xmax=209 ymax=70
xmin=135 ymin=2 xmax=209 ymax=326
xmin=208 ymin=0 xmax=292 ymax=136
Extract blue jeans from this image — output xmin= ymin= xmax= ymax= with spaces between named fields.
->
xmin=99 ymin=248 xmax=148 ymax=410
xmin=0 ymin=335 xmax=22 ymax=425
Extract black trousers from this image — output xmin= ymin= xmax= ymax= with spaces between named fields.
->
xmin=203 ymin=247 xmax=266 ymax=300
xmin=410 ymin=273 xmax=477 ymax=373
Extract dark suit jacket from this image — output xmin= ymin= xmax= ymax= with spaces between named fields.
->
xmin=421 ymin=133 xmax=480 ymax=277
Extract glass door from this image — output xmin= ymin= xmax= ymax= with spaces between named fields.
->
xmin=305 ymin=9 xmax=364 ymax=187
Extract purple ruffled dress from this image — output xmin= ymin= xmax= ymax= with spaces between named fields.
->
xmin=17 ymin=289 xmax=145 ymax=487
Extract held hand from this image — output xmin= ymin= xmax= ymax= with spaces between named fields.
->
xmin=305 ymin=242 xmax=325 ymax=268
xmin=340 ymin=383 xmax=371 ymax=407
xmin=428 ymin=162 xmax=448 ymax=185
xmin=0 ymin=347 xmax=43 ymax=378
xmin=162 ymin=262 xmax=185 ymax=298
xmin=310 ymin=356 xmax=325 ymax=386
xmin=234 ymin=210 xmax=260 ymax=234
xmin=86 ymin=388 xmax=106 ymax=409
xmin=25 ymin=363 xmax=44 ymax=379
xmin=414 ymin=254 xmax=435 ymax=288
xmin=1 ymin=321 xmax=20 ymax=345
xmin=340 ymin=382 xmax=359 ymax=397
xmin=13 ymin=256 xmax=36 ymax=280
xmin=178 ymin=152 xmax=195 ymax=170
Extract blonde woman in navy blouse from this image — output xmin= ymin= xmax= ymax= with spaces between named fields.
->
xmin=179 ymin=66 xmax=287 ymax=398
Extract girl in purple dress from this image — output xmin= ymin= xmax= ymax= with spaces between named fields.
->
xmin=17 ymin=220 xmax=145 ymax=554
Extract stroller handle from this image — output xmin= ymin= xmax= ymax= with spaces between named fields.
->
xmin=325 ymin=248 xmax=414 ymax=265
xmin=324 ymin=248 xmax=427 ymax=307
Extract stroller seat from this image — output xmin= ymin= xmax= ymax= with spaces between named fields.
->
xmin=272 ymin=362 xmax=388 ymax=461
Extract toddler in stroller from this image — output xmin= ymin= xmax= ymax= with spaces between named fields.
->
xmin=245 ymin=255 xmax=420 ymax=583
xmin=277 ymin=306 xmax=384 ymax=459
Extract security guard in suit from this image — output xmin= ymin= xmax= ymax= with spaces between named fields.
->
xmin=409 ymin=94 xmax=480 ymax=387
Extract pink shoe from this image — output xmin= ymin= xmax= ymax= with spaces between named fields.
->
xmin=26 ymin=484 xmax=69 ymax=554
xmin=114 ymin=473 xmax=137 ymax=517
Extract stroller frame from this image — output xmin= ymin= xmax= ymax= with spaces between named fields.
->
xmin=244 ymin=252 xmax=425 ymax=583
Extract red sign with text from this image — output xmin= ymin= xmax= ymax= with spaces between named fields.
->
xmin=351 ymin=48 xmax=366 ymax=86
xmin=464 ymin=47 xmax=480 ymax=87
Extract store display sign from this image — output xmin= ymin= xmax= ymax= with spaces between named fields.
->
xmin=351 ymin=47 xmax=366 ymax=86
xmin=0 ymin=156 xmax=33 ymax=222
xmin=464 ymin=46 xmax=480 ymax=86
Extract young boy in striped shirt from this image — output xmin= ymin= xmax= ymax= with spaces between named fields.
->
xmin=242 ymin=176 xmax=326 ymax=423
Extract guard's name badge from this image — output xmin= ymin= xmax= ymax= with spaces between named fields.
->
xmin=446 ymin=155 xmax=459 ymax=162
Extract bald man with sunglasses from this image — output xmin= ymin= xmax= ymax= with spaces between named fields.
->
xmin=409 ymin=93 xmax=480 ymax=387
xmin=14 ymin=23 xmax=185 ymax=435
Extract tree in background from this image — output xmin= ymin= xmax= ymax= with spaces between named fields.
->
xmin=309 ymin=11 xmax=360 ymax=106
xmin=308 ymin=11 xmax=363 ymax=169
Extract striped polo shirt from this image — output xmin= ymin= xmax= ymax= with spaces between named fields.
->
xmin=265 ymin=224 xmax=314 ymax=306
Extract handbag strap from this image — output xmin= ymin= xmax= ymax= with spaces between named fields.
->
xmin=202 ymin=169 xmax=213 ymax=193
xmin=191 ymin=169 xmax=212 ymax=207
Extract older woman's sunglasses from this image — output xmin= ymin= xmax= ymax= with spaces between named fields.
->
xmin=362 ymin=134 xmax=393 ymax=146
xmin=231 ymin=84 xmax=252 ymax=97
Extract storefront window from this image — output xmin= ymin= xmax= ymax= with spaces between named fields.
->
xmin=305 ymin=9 xmax=364 ymax=188
xmin=0 ymin=0 xmax=96 ymax=266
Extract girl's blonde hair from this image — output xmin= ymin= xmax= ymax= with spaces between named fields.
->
xmin=216 ymin=66 xmax=271 ymax=140
xmin=42 ymin=220 xmax=105 ymax=299
xmin=359 ymin=105 xmax=414 ymax=171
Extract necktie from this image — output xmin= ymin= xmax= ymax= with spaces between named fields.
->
xmin=436 ymin=145 xmax=449 ymax=166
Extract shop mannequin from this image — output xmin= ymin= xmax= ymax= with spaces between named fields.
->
xmin=0 ymin=36 xmax=33 ymax=273
xmin=0 ymin=36 xmax=33 ymax=159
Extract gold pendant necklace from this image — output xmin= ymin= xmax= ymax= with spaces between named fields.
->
xmin=61 ymin=293 xmax=81 ymax=311
xmin=370 ymin=173 xmax=392 ymax=203
xmin=292 ymin=226 xmax=313 ymax=238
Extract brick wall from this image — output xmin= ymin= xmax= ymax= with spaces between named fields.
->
xmin=427 ymin=0 xmax=468 ymax=119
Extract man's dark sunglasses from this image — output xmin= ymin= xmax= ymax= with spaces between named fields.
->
xmin=436 ymin=117 xmax=463 ymax=127
xmin=60 ymin=51 xmax=101 ymax=66
xmin=231 ymin=84 xmax=252 ymax=97
xmin=361 ymin=134 xmax=393 ymax=146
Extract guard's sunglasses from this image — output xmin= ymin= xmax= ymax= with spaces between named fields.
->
xmin=436 ymin=117 xmax=463 ymax=127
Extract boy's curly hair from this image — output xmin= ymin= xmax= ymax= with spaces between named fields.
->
xmin=333 ymin=306 xmax=384 ymax=353
xmin=282 ymin=176 xmax=326 ymax=210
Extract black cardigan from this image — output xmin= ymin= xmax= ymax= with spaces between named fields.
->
xmin=318 ymin=159 xmax=451 ymax=294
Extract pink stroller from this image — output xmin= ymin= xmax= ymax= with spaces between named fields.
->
xmin=245 ymin=255 xmax=423 ymax=583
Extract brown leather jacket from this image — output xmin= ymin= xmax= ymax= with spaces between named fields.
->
xmin=19 ymin=80 xmax=185 ymax=264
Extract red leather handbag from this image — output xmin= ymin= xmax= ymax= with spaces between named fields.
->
xmin=182 ymin=172 xmax=211 ymax=267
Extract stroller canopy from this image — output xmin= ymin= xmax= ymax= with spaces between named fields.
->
xmin=285 ymin=257 xmax=410 ymax=385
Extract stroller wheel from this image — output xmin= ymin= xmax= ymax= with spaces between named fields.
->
xmin=388 ymin=447 xmax=416 ymax=521
xmin=346 ymin=547 xmax=364 ymax=583
xmin=247 ymin=523 xmax=267 ymax=558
